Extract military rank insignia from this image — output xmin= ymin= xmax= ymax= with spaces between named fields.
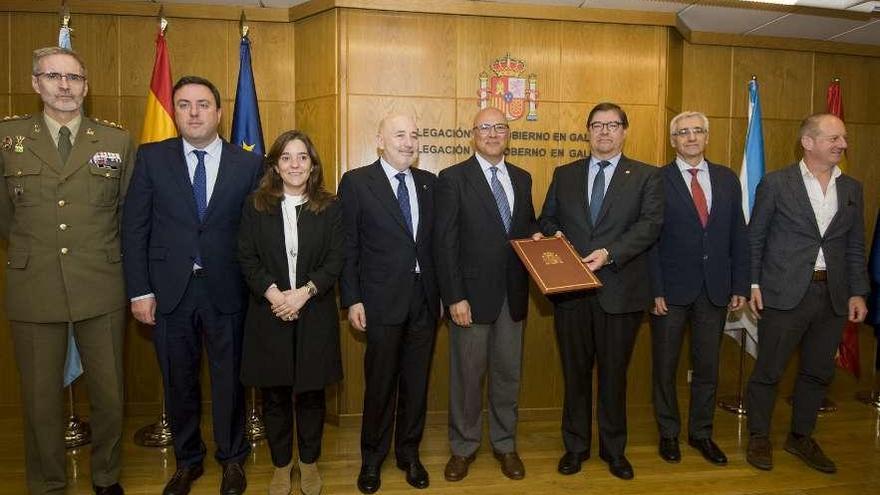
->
xmin=13 ymin=136 xmax=24 ymax=153
xmin=1 ymin=136 xmax=12 ymax=151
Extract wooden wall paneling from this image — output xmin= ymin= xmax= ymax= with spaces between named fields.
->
xmin=165 ymin=18 xmax=231 ymax=98
xmin=9 ymin=13 xmax=56 ymax=95
xmin=118 ymin=16 xmax=157 ymax=101
xmin=730 ymin=118 xmax=802 ymax=174
xmin=259 ymin=101 xmax=297 ymax=154
xmin=665 ymin=30 xmax=683 ymax=115
xmin=88 ymin=95 xmax=121 ymax=124
xmin=295 ymin=10 xmax=337 ymax=102
xmin=9 ymin=94 xmax=42 ymax=117
xmin=295 ymin=96 xmax=338 ymax=189
xmin=0 ymin=13 xmax=10 ymax=100
xmin=731 ymin=47 xmax=815 ymax=121
xmin=618 ymin=104 xmax=661 ymax=165
xmin=118 ymin=95 xmax=147 ymax=147
xmin=455 ymin=16 xmax=562 ymax=103
xmin=558 ymin=22 xmax=662 ymax=106
xmin=811 ymin=54 xmax=872 ymax=125
xmin=71 ymin=14 xmax=120 ymax=100
xmin=681 ymin=43 xmax=733 ymax=119
xmin=497 ymin=100 xmax=561 ymax=208
xmin=705 ymin=117 xmax=732 ymax=169
xmin=345 ymin=95 xmax=457 ymax=175
xmin=346 ymin=10 xmax=456 ymax=98
xmin=846 ymin=123 xmax=880 ymax=237
xmin=228 ymin=21 xmax=295 ymax=104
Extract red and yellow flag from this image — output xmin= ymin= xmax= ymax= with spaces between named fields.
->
xmin=141 ymin=25 xmax=176 ymax=144
xmin=828 ymin=79 xmax=860 ymax=378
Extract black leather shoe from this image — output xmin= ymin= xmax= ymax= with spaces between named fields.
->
xmin=397 ymin=459 xmax=429 ymax=489
xmin=163 ymin=464 xmax=204 ymax=495
xmin=93 ymin=483 xmax=124 ymax=495
xmin=557 ymin=451 xmax=590 ymax=475
xmin=600 ymin=453 xmax=634 ymax=480
xmin=659 ymin=437 xmax=681 ymax=463
xmin=357 ymin=464 xmax=381 ymax=494
xmin=688 ymin=437 xmax=728 ymax=465
xmin=746 ymin=435 xmax=773 ymax=471
xmin=220 ymin=462 xmax=247 ymax=495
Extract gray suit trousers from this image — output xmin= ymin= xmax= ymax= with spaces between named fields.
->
xmin=448 ymin=297 xmax=524 ymax=456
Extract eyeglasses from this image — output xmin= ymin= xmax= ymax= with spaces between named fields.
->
xmin=672 ymin=127 xmax=707 ymax=137
xmin=34 ymin=72 xmax=87 ymax=84
xmin=588 ymin=121 xmax=623 ymax=132
xmin=474 ymin=123 xmax=510 ymax=135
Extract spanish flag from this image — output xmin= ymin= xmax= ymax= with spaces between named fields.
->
xmin=828 ymin=79 xmax=861 ymax=378
xmin=141 ymin=24 xmax=176 ymax=144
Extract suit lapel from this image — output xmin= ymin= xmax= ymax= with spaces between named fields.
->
xmin=366 ymin=161 xmax=413 ymax=240
xmin=825 ymin=174 xmax=850 ymax=237
xmin=24 ymin=115 xmax=64 ymax=175
xmin=203 ymin=141 xmax=233 ymax=223
xmin=60 ymin=122 xmax=100 ymax=181
xmin=786 ymin=164 xmax=822 ymax=237
xmin=665 ymin=162 xmax=702 ymax=226
xmin=172 ymin=139 xmax=201 ymax=222
xmin=594 ymin=156 xmax=631 ymax=225
xmin=464 ymin=157 xmax=508 ymax=237
xmin=413 ymin=170 xmax=430 ymax=244
xmin=705 ymin=163 xmax=724 ymax=229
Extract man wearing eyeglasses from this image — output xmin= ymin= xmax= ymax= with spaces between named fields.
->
xmin=539 ymin=102 xmax=663 ymax=480
xmin=434 ymin=107 xmax=541 ymax=482
xmin=648 ymin=111 xmax=748 ymax=467
xmin=0 ymin=47 xmax=133 ymax=495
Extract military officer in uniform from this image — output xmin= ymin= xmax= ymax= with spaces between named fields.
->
xmin=0 ymin=47 xmax=133 ymax=495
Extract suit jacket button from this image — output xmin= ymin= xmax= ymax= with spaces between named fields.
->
xmin=60 ymin=247 xmax=69 ymax=255
xmin=58 ymin=200 xmax=66 ymax=207
xmin=703 ymin=254 xmax=709 ymax=260
xmin=59 ymin=223 xmax=68 ymax=231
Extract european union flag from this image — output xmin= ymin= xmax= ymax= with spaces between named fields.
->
xmin=231 ymin=36 xmax=265 ymax=155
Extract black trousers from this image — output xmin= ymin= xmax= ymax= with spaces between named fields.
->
xmin=153 ymin=274 xmax=249 ymax=467
xmin=360 ymin=274 xmax=437 ymax=466
xmin=554 ymin=293 xmax=642 ymax=459
xmin=747 ymin=281 xmax=845 ymax=437
xmin=262 ymin=387 xmax=326 ymax=466
xmin=650 ymin=290 xmax=727 ymax=440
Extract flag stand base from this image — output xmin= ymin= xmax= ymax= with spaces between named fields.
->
xmin=855 ymin=390 xmax=880 ymax=410
xmin=785 ymin=396 xmax=837 ymax=413
xmin=717 ymin=395 xmax=747 ymax=415
xmin=134 ymin=412 xmax=174 ymax=447
xmin=64 ymin=414 xmax=91 ymax=448
xmin=246 ymin=387 xmax=266 ymax=442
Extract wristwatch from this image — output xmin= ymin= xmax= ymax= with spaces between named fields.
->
xmin=305 ymin=281 xmax=318 ymax=296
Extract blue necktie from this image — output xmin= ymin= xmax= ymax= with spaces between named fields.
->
xmin=590 ymin=160 xmax=610 ymax=225
xmin=192 ymin=150 xmax=207 ymax=266
xmin=395 ymin=172 xmax=413 ymax=236
xmin=490 ymin=166 xmax=511 ymax=234
xmin=192 ymin=150 xmax=208 ymax=221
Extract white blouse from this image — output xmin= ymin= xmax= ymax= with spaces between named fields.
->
xmin=281 ymin=194 xmax=308 ymax=289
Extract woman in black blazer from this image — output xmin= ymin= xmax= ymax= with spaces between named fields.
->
xmin=238 ymin=130 xmax=343 ymax=495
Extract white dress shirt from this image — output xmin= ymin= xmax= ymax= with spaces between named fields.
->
xmin=475 ymin=152 xmax=515 ymax=212
xmin=281 ymin=195 xmax=307 ymax=289
xmin=182 ymin=135 xmax=223 ymax=204
xmin=380 ymin=158 xmax=419 ymax=240
xmin=800 ymin=160 xmax=841 ymax=270
xmin=676 ymin=157 xmax=712 ymax=212
xmin=587 ymin=153 xmax=622 ymax=203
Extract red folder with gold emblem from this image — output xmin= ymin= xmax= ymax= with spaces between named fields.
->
xmin=510 ymin=235 xmax=602 ymax=294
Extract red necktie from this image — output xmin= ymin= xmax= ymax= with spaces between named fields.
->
xmin=688 ymin=168 xmax=709 ymax=228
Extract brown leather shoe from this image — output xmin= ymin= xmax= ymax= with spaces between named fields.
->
xmin=444 ymin=454 xmax=475 ymax=482
xmin=493 ymin=451 xmax=525 ymax=480
xmin=746 ymin=435 xmax=773 ymax=471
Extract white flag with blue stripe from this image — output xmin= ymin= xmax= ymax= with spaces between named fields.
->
xmin=723 ymin=78 xmax=765 ymax=358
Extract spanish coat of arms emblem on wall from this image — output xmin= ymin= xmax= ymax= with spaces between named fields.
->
xmin=478 ymin=54 xmax=538 ymax=121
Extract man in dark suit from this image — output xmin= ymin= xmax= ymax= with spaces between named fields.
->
xmin=339 ymin=114 xmax=439 ymax=493
xmin=539 ymin=102 xmax=663 ymax=480
xmin=648 ymin=111 xmax=748 ymax=466
xmin=745 ymin=113 xmax=868 ymax=474
xmin=434 ymin=107 xmax=540 ymax=482
xmin=0 ymin=46 xmax=132 ymax=495
xmin=122 ymin=76 xmax=262 ymax=495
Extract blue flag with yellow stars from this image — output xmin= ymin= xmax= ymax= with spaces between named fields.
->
xmin=231 ymin=36 xmax=264 ymax=155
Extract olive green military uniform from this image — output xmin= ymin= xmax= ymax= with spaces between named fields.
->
xmin=0 ymin=113 xmax=133 ymax=494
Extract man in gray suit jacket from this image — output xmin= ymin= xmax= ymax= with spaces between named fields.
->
xmin=745 ymin=113 xmax=869 ymax=474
